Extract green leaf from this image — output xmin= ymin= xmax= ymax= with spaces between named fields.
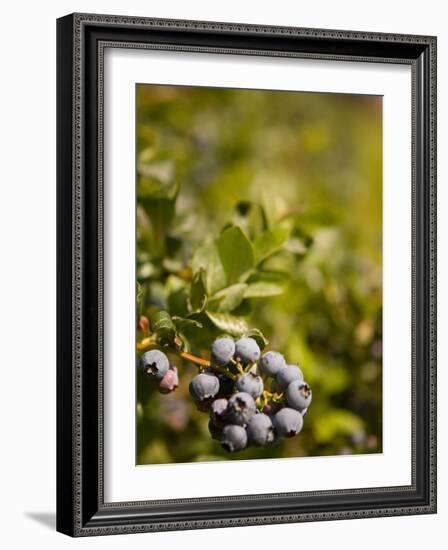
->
xmin=167 ymin=288 xmax=189 ymax=317
xmin=217 ymin=226 xmax=254 ymax=284
xmin=191 ymin=242 xmax=226 ymax=295
xmin=233 ymin=201 xmax=268 ymax=237
xmin=137 ymin=177 xmax=179 ymax=201
xmin=243 ymin=328 xmax=269 ymax=350
xmin=136 ymin=281 xmax=143 ymax=305
xmin=283 ymin=227 xmax=313 ymax=257
xmin=244 ymin=282 xmax=284 ymax=298
xmin=136 ymin=281 xmax=143 ymax=317
xmin=253 ymin=225 xmax=290 ymax=264
xmin=150 ymin=310 xmax=175 ymax=340
xmin=284 ymin=237 xmax=308 ymax=255
xmin=138 ymin=157 xmax=174 ymax=181
xmin=314 ymin=410 xmax=364 ymax=444
xmin=205 ymin=311 xmax=249 ymax=337
xmin=247 ymin=270 xmax=290 ymax=284
xmin=210 ymin=283 xmax=248 ymax=313
xmin=189 ymin=269 xmax=207 ymax=311
xmin=141 ymin=198 xmax=176 ymax=248
xmin=172 ymin=316 xmax=203 ymax=331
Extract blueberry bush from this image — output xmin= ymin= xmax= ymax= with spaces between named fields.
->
xmin=136 ymin=85 xmax=383 ymax=463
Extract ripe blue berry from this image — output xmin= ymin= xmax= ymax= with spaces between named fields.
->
xmin=189 ymin=372 xmax=220 ymax=401
xmin=221 ymin=424 xmax=248 ymax=452
xmin=140 ymin=349 xmax=169 ymax=380
xmin=227 ymin=392 xmax=256 ymax=426
xmin=275 ymin=364 xmax=304 ymax=389
xmin=158 ymin=364 xmax=179 ymax=394
xmin=285 ymin=380 xmax=312 ymax=411
xmin=273 ymin=407 xmax=304 ymax=437
xmin=216 ymin=373 xmax=235 ymax=397
xmin=211 ymin=337 xmax=235 ymax=366
xmin=247 ymin=413 xmax=275 ymax=446
xmin=208 ymin=420 xmax=223 ymax=441
xmin=259 ymin=351 xmax=286 ymax=376
xmin=210 ymin=398 xmax=228 ymax=427
xmin=236 ymin=372 xmax=264 ymax=398
xmin=234 ymin=337 xmax=261 ymax=364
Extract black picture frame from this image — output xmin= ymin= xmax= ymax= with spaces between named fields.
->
xmin=57 ymin=13 xmax=437 ymax=537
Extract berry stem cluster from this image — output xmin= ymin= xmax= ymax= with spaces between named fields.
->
xmin=139 ymin=332 xmax=313 ymax=453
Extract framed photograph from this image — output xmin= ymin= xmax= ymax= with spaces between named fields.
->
xmin=56 ymin=13 xmax=437 ymax=536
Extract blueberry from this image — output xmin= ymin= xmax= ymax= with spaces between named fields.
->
xmin=221 ymin=424 xmax=248 ymax=452
xmin=259 ymin=351 xmax=286 ymax=376
xmin=273 ymin=407 xmax=303 ymax=437
xmin=140 ymin=349 xmax=169 ymax=380
xmin=247 ymin=413 xmax=275 ymax=446
xmin=211 ymin=337 xmax=236 ymax=366
xmin=216 ymin=373 xmax=235 ymax=397
xmin=208 ymin=420 xmax=223 ymax=441
xmin=227 ymin=392 xmax=256 ymax=426
xmin=285 ymin=380 xmax=312 ymax=411
xmin=210 ymin=398 xmax=228 ymax=427
xmin=234 ymin=337 xmax=261 ymax=364
xmin=236 ymin=372 xmax=264 ymax=398
xmin=275 ymin=364 xmax=304 ymax=390
xmin=189 ymin=372 xmax=220 ymax=402
xmin=195 ymin=399 xmax=213 ymax=413
xmin=158 ymin=364 xmax=179 ymax=394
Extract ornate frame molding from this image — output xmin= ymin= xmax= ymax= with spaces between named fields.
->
xmin=57 ymin=13 xmax=437 ymax=536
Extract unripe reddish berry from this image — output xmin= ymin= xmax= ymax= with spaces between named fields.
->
xmin=158 ymin=364 xmax=179 ymax=394
xmin=138 ymin=315 xmax=149 ymax=334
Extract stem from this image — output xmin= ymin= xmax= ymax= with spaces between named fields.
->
xmin=263 ymin=390 xmax=284 ymax=401
xmin=136 ymin=335 xmax=158 ymax=351
xmin=236 ymin=363 xmax=245 ymax=375
xmin=213 ymin=365 xmax=237 ymax=381
xmin=137 ymin=338 xmax=237 ymax=381
xmin=178 ymin=351 xmax=211 ymax=368
xmin=177 ymin=351 xmax=237 ymax=381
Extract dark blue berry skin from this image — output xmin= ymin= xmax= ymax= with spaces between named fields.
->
xmin=285 ymin=380 xmax=312 ymax=411
xmin=189 ymin=372 xmax=220 ymax=401
xmin=216 ymin=373 xmax=235 ymax=398
xmin=234 ymin=337 xmax=261 ymax=364
xmin=273 ymin=407 xmax=303 ymax=437
xmin=275 ymin=364 xmax=304 ymax=390
xmin=236 ymin=372 xmax=264 ymax=398
xmin=227 ymin=392 xmax=256 ymax=426
xmin=208 ymin=420 xmax=223 ymax=441
xmin=210 ymin=398 xmax=228 ymax=427
xmin=221 ymin=424 xmax=248 ymax=452
xmin=247 ymin=413 xmax=275 ymax=446
xmin=140 ymin=349 xmax=170 ymax=380
xmin=259 ymin=351 xmax=286 ymax=377
xmin=211 ymin=337 xmax=236 ymax=366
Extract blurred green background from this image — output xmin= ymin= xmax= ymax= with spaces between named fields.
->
xmin=136 ymin=84 xmax=382 ymax=464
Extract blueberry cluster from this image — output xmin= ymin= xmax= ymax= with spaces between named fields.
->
xmin=140 ymin=349 xmax=179 ymax=393
xmin=140 ymin=336 xmax=312 ymax=453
